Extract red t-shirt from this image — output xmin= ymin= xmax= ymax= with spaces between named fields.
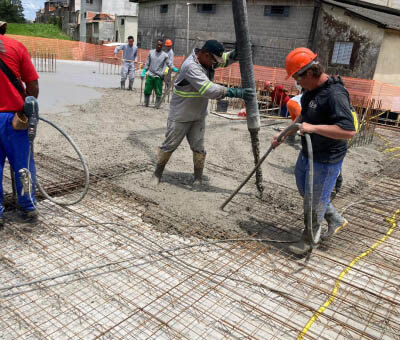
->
xmin=0 ymin=35 xmax=39 ymax=112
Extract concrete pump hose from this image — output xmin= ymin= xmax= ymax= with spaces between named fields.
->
xmin=37 ymin=117 xmax=90 ymax=206
xmin=304 ymin=132 xmax=320 ymax=246
xmin=220 ymin=123 xmax=300 ymax=210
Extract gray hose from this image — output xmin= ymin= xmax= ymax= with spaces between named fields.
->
xmin=231 ymin=0 xmax=263 ymax=195
xmin=36 ymin=117 xmax=90 ymax=206
xmin=220 ymin=123 xmax=319 ymax=248
xmin=304 ymin=133 xmax=320 ymax=246
xmin=231 ymin=0 xmax=260 ymax=131
xmin=220 ymin=123 xmax=300 ymax=210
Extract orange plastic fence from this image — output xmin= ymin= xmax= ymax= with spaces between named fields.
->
xmin=8 ymin=35 xmax=400 ymax=112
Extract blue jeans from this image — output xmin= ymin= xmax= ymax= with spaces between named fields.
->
xmin=280 ymin=104 xmax=288 ymax=117
xmin=295 ymin=152 xmax=342 ymax=226
xmin=0 ymin=113 xmax=36 ymax=216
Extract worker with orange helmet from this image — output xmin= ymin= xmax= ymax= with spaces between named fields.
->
xmin=272 ymin=47 xmax=358 ymax=255
xmin=163 ymin=39 xmax=175 ymax=88
xmin=165 ymin=39 xmax=174 ymax=64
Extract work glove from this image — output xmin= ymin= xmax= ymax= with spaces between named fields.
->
xmin=226 ymin=87 xmax=256 ymax=101
xmin=172 ymin=67 xmax=179 ymax=72
xmin=141 ymin=68 xmax=147 ymax=79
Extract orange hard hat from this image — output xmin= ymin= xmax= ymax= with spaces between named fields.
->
xmin=165 ymin=39 xmax=173 ymax=47
xmin=285 ymin=47 xmax=317 ymax=80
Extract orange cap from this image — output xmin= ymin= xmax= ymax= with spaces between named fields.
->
xmin=285 ymin=47 xmax=317 ymax=80
xmin=165 ymin=39 xmax=173 ymax=47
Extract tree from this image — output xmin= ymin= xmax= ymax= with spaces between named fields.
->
xmin=11 ymin=0 xmax=25 ymax=22
xmin=0 ymin=0 xmax=25 ymax=23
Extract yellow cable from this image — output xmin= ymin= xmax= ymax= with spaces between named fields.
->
xmin=297 ymin=209 xmax=400 ymax=340
xmin=374 ymin=133 xmax=392 ymax=147
xmin=384 ymin=146 xmax=400 ymax=153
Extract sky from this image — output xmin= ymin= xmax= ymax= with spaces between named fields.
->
xmin=22 ymin=0 xmax=43 ymax=21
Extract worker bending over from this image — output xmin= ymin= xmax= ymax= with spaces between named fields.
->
xmin=285 ymin=83 xmax=303 ymax=143
xmin=141 ymin=39 xmax=177 ymax=107
xmin=0 ymin=21 xmax=39 ymax=225
xmin=152 ymin=40 xmax=255 ymax=186
xmin=272 ymin=47 xmax=358 ymax=255
xmin=114 ymin=36 xmax=138 ymax=90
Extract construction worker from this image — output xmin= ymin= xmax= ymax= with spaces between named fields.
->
xmin=151 ymin=40 xmax=255 ymax=186
xmin=141 ymin=39 xmax=178 ymax=107
xmin=285 ymin=83 xmax=303 ymax=143
xmin=0 ymin=22 xmax=39 ymax=225
xmin=163 ymin=39 xmax=175 ymax=89
xmin=272 ymin=47 xmax=357 ymax=255
xmin=114 ymin=35 xmax=138 ymax=90
xmin=270 ymin=85 xmax=290 ymax=117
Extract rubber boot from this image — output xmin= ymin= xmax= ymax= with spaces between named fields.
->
xmin=289 ymin=220 xmax=322 ymax=255
xmin=128 ymin=80 xmax=134 ymax=91
xmin=144 ymin=95 xmax=150 ymax=107
xmin=321 ymin=203 xmax=348 ymax=241
xmin=289 ymin=228 xmax=311 ymax=255
xmin=121 ymin=80 xmax=125 ymax=90
xmin=192 ymin=152 xmax=206 ymax=186
xmin=150 ymin=148 xmax=172 ymax=185
xmin=156 ymin=96 xmax=162 ymax=106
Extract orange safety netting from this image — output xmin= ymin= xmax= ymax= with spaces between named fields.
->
xmin=8 ymin=35 xmax=400 ymax=112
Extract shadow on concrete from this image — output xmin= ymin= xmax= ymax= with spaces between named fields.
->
xmin=161 ymin=170 xmax=252 ymax=196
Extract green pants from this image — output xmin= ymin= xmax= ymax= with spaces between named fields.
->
xmin=144 ymin=76 xmax=163 ymax=97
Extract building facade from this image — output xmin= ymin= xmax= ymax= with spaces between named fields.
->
xmin=36 ymin=0 xmax=138 ymax=44
xmin=137 ymin=0 xmax=315 ymax=67
xmin=137 ymin=0 xmax=400 ymax=84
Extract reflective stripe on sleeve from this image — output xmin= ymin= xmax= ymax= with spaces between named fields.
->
xmin=223 ymin=52 xmax=228 ymax=67
xmin=199 ymin=81 xmax=212 ymax=95
xmin=173 ymin=88 xmax=202 ymax=98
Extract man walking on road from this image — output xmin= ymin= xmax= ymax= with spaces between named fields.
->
xmin=141 ymin=39 xmax=177 ymax=107
xmin=152 ymin=40 xmax=255 ymax=186
xmin=272 ymin=47 xmax=358 ymax=255
xmin=0 ymin=23 xmax=40 ymax=225
xmin=114 ymin=36 xmax=138 ymax=90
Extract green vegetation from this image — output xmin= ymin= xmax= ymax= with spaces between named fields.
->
xmin=0 ymin=0 xmax=25 ymax=23
xmin=6 ymin=23 xmax=72 ymax=40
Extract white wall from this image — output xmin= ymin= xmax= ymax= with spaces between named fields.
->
xmin=360 ymin=0 xmax=400 ymax=9
xmin=102 ymin=0 xmax=138 ymax=16
xmin=115 ymin=16 xmax=138 ymax=43
xmin=373 ymin=30 xmax=400 ymax=86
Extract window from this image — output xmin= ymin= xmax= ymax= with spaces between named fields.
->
xmin=160 ymin=4 xmax=168 ymax=13
xmin=331 ymin=42 xmax=353 ymax=65
xmin=121 ymin=18 xmax=125 ymax=25
xmin=86 ymin=0 xmax=93 ymax=4
xmin=264 ymin=5 xmax=289 ymax=17
xmin=197 ymin=4 xmax=216 ymax=14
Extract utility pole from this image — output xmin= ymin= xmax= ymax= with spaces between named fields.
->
xmin=186 ymin=3 xmax=190 ymax=54
xmin=80 ymin=0 xmax=86 ymax=42
xmin=231 ymin=0 xmax=263 ymax=196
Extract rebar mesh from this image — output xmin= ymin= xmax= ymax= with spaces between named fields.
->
xmin=1 ymin=129 xmax=400 ymax=339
